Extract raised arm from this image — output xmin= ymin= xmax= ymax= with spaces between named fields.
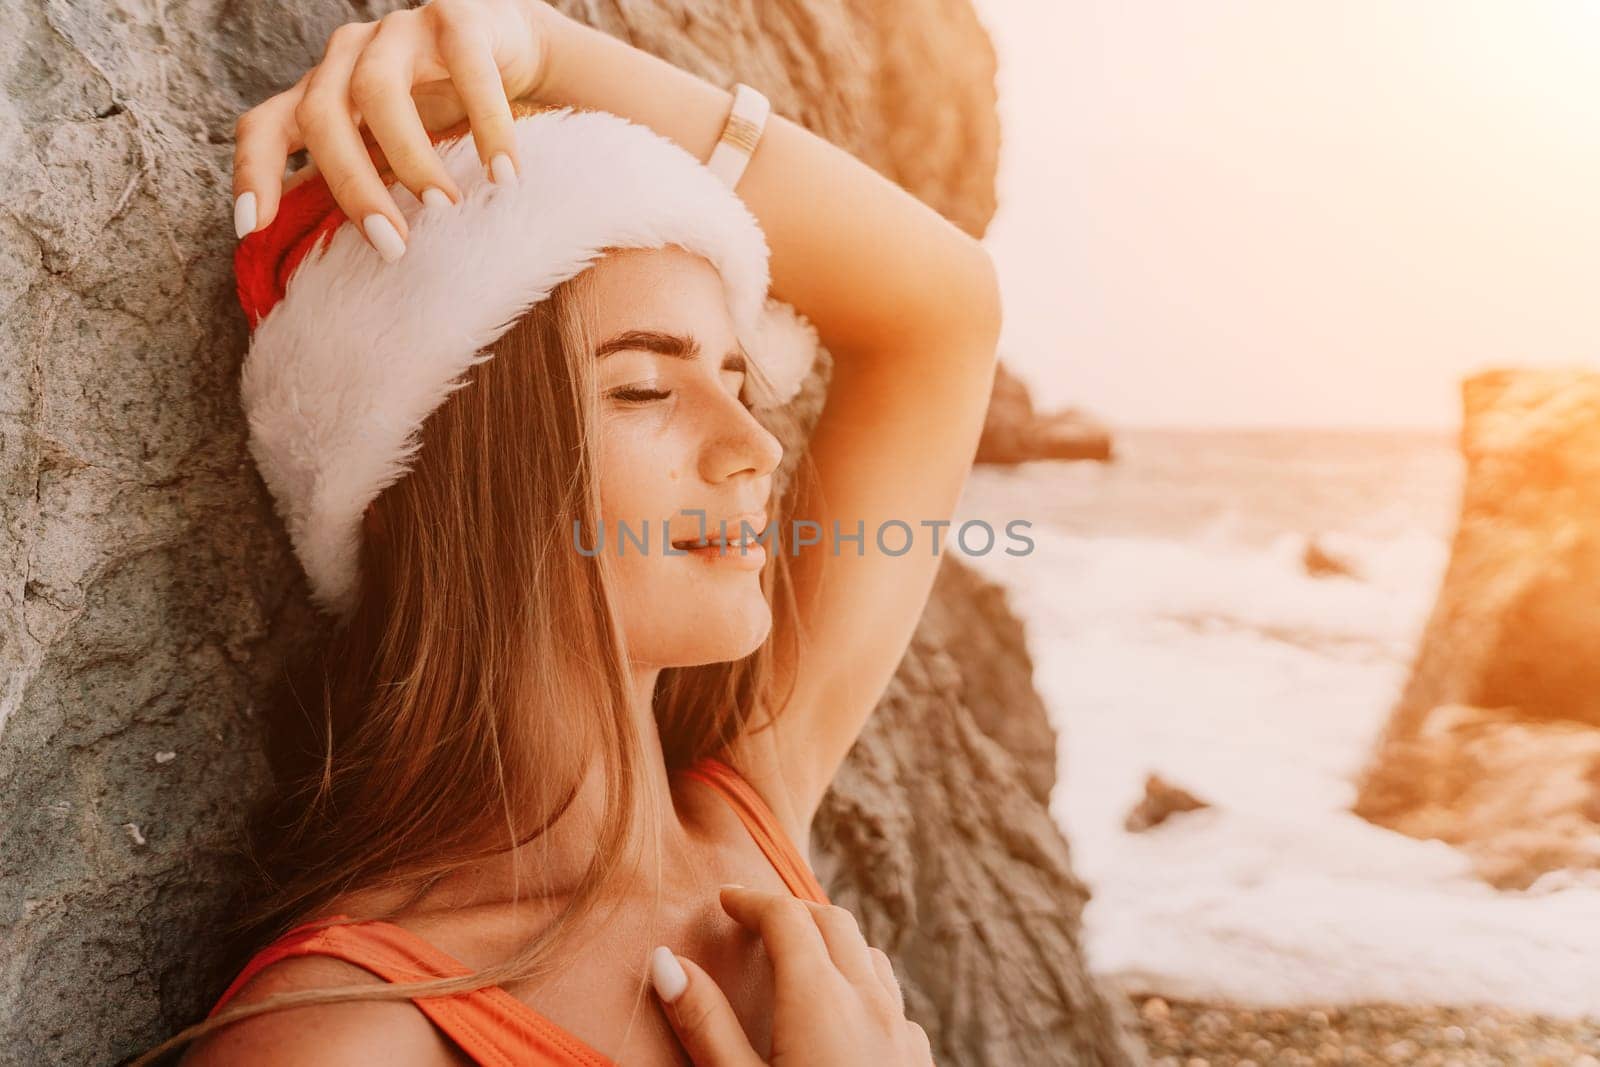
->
xmin=529 ymin=7 xmax=1000 ymax=374
xmin=229 ymin=0 xmax=1002 ymax=850
xmin=528 ymin=7 xmax=1003 ymax=840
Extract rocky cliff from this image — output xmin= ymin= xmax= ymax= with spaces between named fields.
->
xmin=1354 ymin=369 xmax=1600 ymax=889
xmin=978 ymin=363 xmax=1115 ymax=464
xmin=0 ymin=1 xmax=1140 ymax=1063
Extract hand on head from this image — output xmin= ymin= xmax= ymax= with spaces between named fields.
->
xmin=231 ymin=0 xmax=572 ymax=250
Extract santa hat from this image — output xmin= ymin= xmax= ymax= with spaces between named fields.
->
xmin=236 ymin=103 xmax=819 ymax=622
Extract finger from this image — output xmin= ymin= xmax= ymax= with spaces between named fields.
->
xmin=348 ymin=9 xmax=463 ymax=208
xmin=804 ymin=903 xmax=880 ymax=994
xmin=427 ymin=0 xmax=521 ymax=183
xmin=648 ymin=947 xmax=763 ymax=1067
xmin=232 ymin=74 xmax=309 ymax=237
xmin=869 ymin=946 xmax=904 ymax=1013
xmin=718 ymin=885 xmax=834 ymax=990
xmin=297 ymin=20 xmax=411 ymax=260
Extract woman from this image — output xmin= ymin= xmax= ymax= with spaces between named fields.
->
xmin=147 ymin=0 xmax=1000 ymax=1063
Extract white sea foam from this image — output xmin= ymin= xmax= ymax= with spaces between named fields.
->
xmin=952 ymin=432 xmax=1600 ymax=1019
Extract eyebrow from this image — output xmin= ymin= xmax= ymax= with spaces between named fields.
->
xmin=593 ymin=329 xmax=747 ymax=372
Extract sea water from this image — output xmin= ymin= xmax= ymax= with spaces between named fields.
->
xmin=952 ymin=427 xmax=1600 ymax=1018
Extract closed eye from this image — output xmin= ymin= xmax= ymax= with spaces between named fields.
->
xmin=607 ymin=386 xmax=672 ymax=404
xmin=606 ymin=383 xmax=758 ymax=410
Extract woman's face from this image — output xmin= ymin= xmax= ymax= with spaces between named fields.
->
xmin=586 ymin=247 xmax=784 ymax=669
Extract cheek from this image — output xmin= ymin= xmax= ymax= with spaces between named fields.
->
xmin=595 ymin=419 xmax=768 ymax=653
xmin=598 ymin=425 xmax=676 ymax=528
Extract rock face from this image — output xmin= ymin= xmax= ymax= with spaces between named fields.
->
xmin=1355 ymin=704 xmax=1600 ymax=889
xmin=978 ymin=363 xmax=1114 ymax=464
xmin=815 ymin=558 xmax=1147 ymax=1066
xmin=1123 ymin=774 xmax=1212 ymax=833
xmin=1301 ymin=535 xmax=1358 ymax=580
xmin=0 ymin=1 xmax=1139 ymax=1064
xmin=1354 ymin=370 xmax=1600 ymax=888
xmin=1366 ymin=370 xmax=1600 ymax=739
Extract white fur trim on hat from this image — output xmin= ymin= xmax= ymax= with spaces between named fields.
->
xmin=240 ymin=106 xmax=819 ymax=621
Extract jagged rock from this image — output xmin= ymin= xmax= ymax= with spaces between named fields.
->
xmin=1302 ymin=536 xmax=1358 ymax=579
xmin=1032 ymin=409 xmax=1117 ymax=462
xmin=1363 ymin=370 xmax=1600 ymax=748
xmin=1352 ymin=704 xmax=1600 ymax=889
xmin=816 ymin=557 xmax=1147 ymax=1065
xmin=1124 ymin=774 xmax=1212 ymax=833
xmin=979 ymin=363 xmax=1114 ymax=463
xmin=1355 ymin=370 xmax=1600 ymax=887
xmin=924 ymin=556 xmax=1061 ymax=806
xmin=0 ymin=0 xmax=1140 ymax=1065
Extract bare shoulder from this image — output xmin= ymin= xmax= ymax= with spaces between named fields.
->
xmin=180 ymin=953 xmax=465 ymax=1067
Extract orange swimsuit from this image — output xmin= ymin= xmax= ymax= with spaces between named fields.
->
xmin=207 ymin=756 xmax=830 ymax=1066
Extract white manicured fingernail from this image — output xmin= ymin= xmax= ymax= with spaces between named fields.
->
xmin=649 ymin=946 xmax=686 ymax=1003
xmin=233 ymin=191 xmax=257 ymax=238
xmin=421 ymin=186 xmax=453 ymax=210
xmin=489 ymin=152 xmax=518 ymax=186
xmin=362 ymin=213 xmax=406 ymax=262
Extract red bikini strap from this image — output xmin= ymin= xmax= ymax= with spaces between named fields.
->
xmin=209 ymin=916 xmax=617 ymax=1067
xmin=680 ymin=756 xmax=830 ymax=904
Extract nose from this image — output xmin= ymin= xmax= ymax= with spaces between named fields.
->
xmin=700 ymin=388 xmax=784 ymax=485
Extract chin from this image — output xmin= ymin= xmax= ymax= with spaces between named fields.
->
xmin=648 ymin=589 xmax=773 ymax=667
xmin=697 ymin=600 xmax=773 ymax=664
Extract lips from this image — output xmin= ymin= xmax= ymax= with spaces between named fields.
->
xmin=670 ymin=510 xmax=768 ymax=550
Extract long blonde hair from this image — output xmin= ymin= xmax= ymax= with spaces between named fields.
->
xmin=134 ymin=129 xmax=809 ymax=1062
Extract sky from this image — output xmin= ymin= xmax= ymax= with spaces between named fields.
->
xmin=970 ymin=1 xmax=1600 ymax=430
